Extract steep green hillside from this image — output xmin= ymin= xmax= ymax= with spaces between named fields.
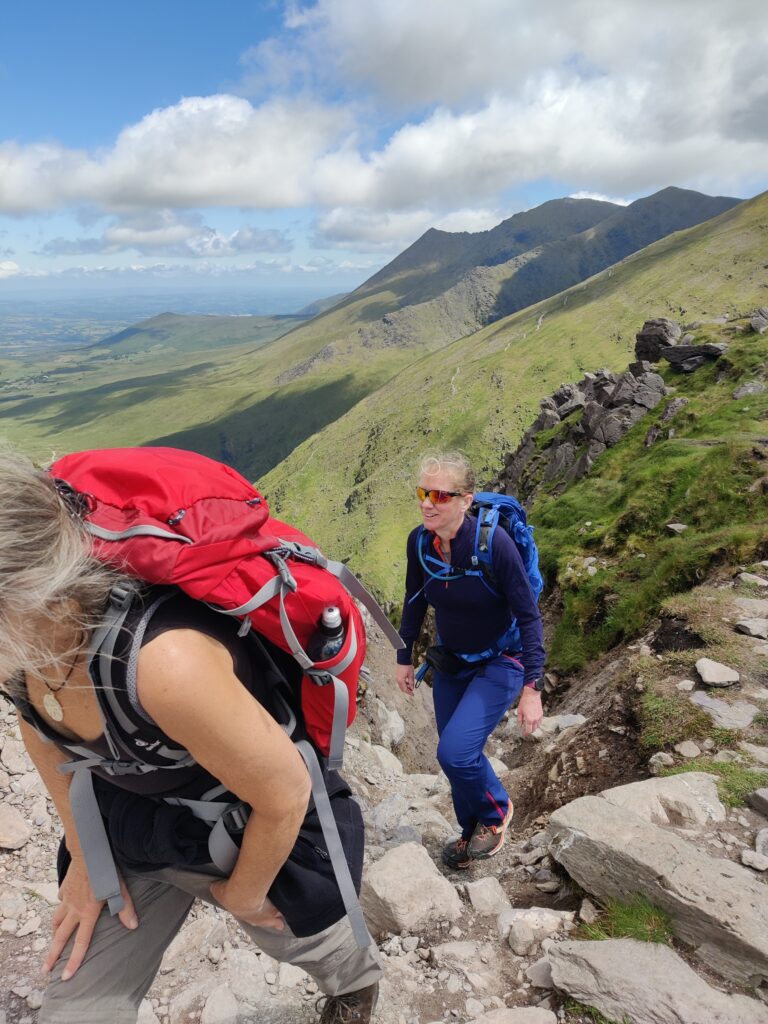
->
xmin=261 ymin=191 xmax=768 ymax=605
xmin=531 ymin=323 xmax=767 ymax=670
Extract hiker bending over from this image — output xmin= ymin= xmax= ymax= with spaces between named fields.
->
xmin=0 ymin=449 xmax=381 ymax=1024
xmin=395 ymin=452 xmax=546 ymax=870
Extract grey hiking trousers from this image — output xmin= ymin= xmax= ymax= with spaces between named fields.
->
xmin=40 ymin=863 xmax=383 ymax=1024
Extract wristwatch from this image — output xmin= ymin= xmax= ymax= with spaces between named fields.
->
xmin=524 ymin=677 xmax=545 ymax=692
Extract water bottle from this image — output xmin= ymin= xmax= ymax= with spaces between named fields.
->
xmin=308 ymin=606 xmax=345 ymax=662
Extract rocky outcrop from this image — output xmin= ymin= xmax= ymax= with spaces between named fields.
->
xmin=659 ymin=341 xmax=729 ymax=373
xmin=548 ymin=939 xmax=768 ymax=1024
xmin=547 ymin=792 xmax=768 ymax=985
xmin=635 ymin=317 xmax=682 ymax=361
xmin=501 ymin=360 xmax=668 ymax=501
xmin=751 ymin=307 xmax=768 ymax=334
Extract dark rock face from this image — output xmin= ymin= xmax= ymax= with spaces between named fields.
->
xmin=660 ymin=343 xmax=729 ymax=371
xmin=500 ymin=361 xmax=668 ymax=501
xmin=635 ymin=318 xmax=682 ymax=361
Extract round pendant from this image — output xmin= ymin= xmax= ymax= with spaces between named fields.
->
xmin=43 ymin=692 xmax=65 ymax=722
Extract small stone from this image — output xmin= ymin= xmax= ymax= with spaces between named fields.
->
xmin=674 ymin=740 xmax=701 ymax=759
xmin=579 ymin=898 xmax=600 ymax=924
xmin=733 ymin=382 xmax=766 ymax=399
xmin=0 ymin=805 xmax=33 ymax=849
xmin=667 ymin=522 xmax=688 ymax=535
xmin=676 ymin=679 xmax=696 ymax=692
xmin=648 ymin=752 xmax=675 ymax=776
xmin=695 ymin=657 xmax=740 ymax=687
xmin=741 ymin=849 xmax=768 ymax=871
xmin=755 ymin=828 xmax=768 ymax=858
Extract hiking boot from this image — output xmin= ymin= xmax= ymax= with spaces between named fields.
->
xmin=317 ymin=981 xmax=379 ymax=1023
xmin=467 ymin=802 xmax=514 ymax=860
xmin=442 ymin=836 xmax=472 ymax=870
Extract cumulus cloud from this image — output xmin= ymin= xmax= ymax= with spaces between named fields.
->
xmin=42 ymin=211 xmax=292 ymax=258
xmin=1 ymin=0 xmax=767 ymax=258
xmin=0 ymin=261 xmax=21 ymax=279
xmin=0 ymin=95 xmax=351 ymax=214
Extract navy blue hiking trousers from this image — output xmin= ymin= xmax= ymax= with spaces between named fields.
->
xmin=433 ymin=653 xmax=525 ymax=839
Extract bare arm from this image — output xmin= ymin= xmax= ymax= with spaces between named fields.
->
xmin=138 ymin=628 xmax=312 ymax=926
xmin=17 ymin=717 xmax=138 ymax=978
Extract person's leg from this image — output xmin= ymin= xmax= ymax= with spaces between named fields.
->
xmin=40 ymin=872 xmax=194 ymax=1024
xmin=435 ymin=655 xmax=524 ymax=835
xmin=432 ymin=668 xmax=477 ymax=838
xmin=148 ymin=865 xmax=382 ymax=998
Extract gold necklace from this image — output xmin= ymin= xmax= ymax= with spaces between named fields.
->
xmin=41 ymin=635 xmax=83 ymax=723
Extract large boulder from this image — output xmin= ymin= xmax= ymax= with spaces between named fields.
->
xmin=547 ymin=794 xmax=768 ymax=984
xmin=635 ymin=318 xmax=681 ymax=361
xmin=600 ymin=773 xmax=726 ymax=828
xmin=660 ymin=342 xmax=728 ymax=372
xmin=548 ymin=938 xmax=768 ymax=1024
xmin=360 ymin=842 xmax=462 ymax=934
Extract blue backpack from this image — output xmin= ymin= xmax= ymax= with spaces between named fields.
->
xmin=415 ymin=492 xmax=543 ymax=661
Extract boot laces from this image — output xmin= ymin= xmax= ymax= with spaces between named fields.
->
xmin=316 ymin=991 xmax=363 ymax=1024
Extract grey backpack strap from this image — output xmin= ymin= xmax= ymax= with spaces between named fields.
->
xmin=59 ymin=763 xmax=124 ymax=915
xmin=295 ymin=740 xmax=371 ymax=952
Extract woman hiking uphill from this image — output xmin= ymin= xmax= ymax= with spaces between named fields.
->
xmin=0 ymin=448 xmax=381 ymax=1024
xmin=396 ymin=452 xmax=546 ymax=870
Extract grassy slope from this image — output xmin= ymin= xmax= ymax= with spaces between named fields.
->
xmin=261 ymin=191 xmax=768 ymax=604
xmin=534 ymin=322 xmax=768 ymax=671
xmin=0 ymin=314 xmax=307 ymax=463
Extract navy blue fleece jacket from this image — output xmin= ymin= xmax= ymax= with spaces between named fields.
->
xmin=397 ymin=515 xmax=545 ymax=684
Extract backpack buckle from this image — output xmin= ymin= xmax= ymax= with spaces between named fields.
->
xmin=265 ymin=551 xmax=297 ymax=592
xmin=306 ymin=668 xmax=334 ymax=687
xmin=222 ymin=803 xmax=250 ymax=834
xmin=109 ymin=585 xmax=134 ymax=612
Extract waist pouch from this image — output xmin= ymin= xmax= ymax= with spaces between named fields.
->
xmin=425 ymin=644 xmax=484 ymax=675
xmin=58 ymin=775 xmax=364 ymax=938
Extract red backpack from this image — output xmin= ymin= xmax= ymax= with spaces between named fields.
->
xmin=50 ymin=446 xmax=403 ymax=768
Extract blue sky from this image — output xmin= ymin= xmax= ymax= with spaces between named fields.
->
xmin=2 ymin=0 xmax=767 ymax=312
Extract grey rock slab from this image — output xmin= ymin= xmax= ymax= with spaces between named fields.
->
xmin=0 ymin=738 xmax=31 ymax=775
xmin=360 ymin=842 xmax=462 ymax=935
xmin=201 ymin=985 xmax=239 ymax=1024
xmin=370 ymin=744 xmax=404 ymax=775
xmin=465 ymin=876 xmax=511 ymax=915
xmin=526 ymin=957 xmax=553 ymax=988
xmin=749 ymin=789 xmax=768 ymax=818
xmin=468 ymin=1010 xmax=557 ymax=1024
xmin=548 ymin=938 xmax=768 ymax=1024
xmin=735 ymin=597 xmax=768 ymax=617
xmin=734 ymin=382 xmax=766 ymax=399
xmin=739 ymin=573 xmax=768 ymax=588
xmin=600 ymin=773 xmax=725 ymax=828
xmin=756 ymin=828 xmax=768 ymax=858
xmin=548 ymin=794 xmax=768 ymax=984
xmin=741 ymin=742 xmax=768 ymax=766
xmin=737 ymin=619 xmax=768 ymax=639
xmin=695 ymin=657 xmax=740 ymax=686
xmin=371 ymin=698 xmax=405 ymax=749
xmin=690 ymin=690 xmax=759 ymax=729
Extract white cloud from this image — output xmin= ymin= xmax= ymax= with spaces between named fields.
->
xmin=41 ymin=211 xmax=292 ymax=258
xmin=0 ymin=95 xmax=351 ymax=214
xmin=1 ymin=0 xmax=767 ymax=257
xmin=570 ymin=191 xmax=631 ymax=207
xmin=0 ymin=261 xmax=21 ymax=279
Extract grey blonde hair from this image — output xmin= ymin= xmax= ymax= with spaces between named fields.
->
xmin=417 ymin=450 xmax=476 ymax=494
xmin=0 ymin=447 xmax=136 ymax=693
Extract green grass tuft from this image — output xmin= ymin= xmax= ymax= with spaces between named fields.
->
xmin=563 ymin=998 xmax=626 ymax=1024
xmin=637 ymin=693 xmax=713 ymax=749
xmin=578 ymin=895 xmax=674 ymax=945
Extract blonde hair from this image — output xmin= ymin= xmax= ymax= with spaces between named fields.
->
xmin=417 ymin=450 xmax=476 ymax=494
xmin=0 ymin=447 xmax=136 ymax=693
